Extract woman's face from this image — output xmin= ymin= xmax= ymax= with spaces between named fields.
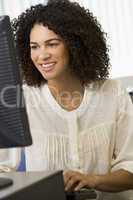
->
xmin=30 ymin=24 xmax=70 ymax=81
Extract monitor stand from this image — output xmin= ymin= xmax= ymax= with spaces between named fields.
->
xmin=0 ymin=178 xmax=13 ymax=190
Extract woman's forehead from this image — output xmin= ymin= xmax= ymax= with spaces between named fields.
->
xmin=30 ymin=24 xmax=61 ymax=42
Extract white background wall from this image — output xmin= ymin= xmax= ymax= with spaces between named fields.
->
xmin=0 ymin=0 xmax=133 ymax=78
xmin=74 ymin=0 xmax=133 ymax=78
xmin=0 ymin=0 xmax=47 ymax=18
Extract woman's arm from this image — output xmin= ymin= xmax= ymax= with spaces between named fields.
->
xmin=64 ymin=169 xmax=133 ymax=192
xmin=94 ymin=169 xmax=133 ymax=192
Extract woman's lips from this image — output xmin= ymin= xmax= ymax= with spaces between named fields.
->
xmin=40 ymin=62 xmax=56 ymax=72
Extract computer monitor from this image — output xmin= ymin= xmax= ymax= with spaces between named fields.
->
xmin=0 ymin=15 xmax=32 ymax=188
xmin=0 ymin=15 xmax=32 ymax=148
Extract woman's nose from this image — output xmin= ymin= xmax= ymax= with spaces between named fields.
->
xmin=39 ymin=47 xmax=51 ymax=60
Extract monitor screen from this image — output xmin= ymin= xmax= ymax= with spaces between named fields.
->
xmin=0 ymin=15 xmax=32 ymax=148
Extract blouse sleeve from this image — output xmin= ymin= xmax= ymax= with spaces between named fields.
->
xmin=0 ymin=148 xmax=21 ymax=172
xmin=111 ymin=81 xmax=133 ymax=173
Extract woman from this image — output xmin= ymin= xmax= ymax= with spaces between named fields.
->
xmin=1 ymin=0 xmax=133 ymax=199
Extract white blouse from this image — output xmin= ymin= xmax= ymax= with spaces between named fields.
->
xmin=0 ymin=79 xmax=133 ymax=200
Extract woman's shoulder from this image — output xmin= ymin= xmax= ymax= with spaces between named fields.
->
xmin=101 ymin=79 xmax=128 ymax=95
xmin=22 ymin=84 xmax=48 ymax=108
xmin=85 ymin=79 xmax=128 ymax=101
xmin=100 ymin=79 xmax=122 ymax=90
xmin=22 ymin=83 xmax=39 ymax=92
xmin=22 ymin=83 xmax=48 ymax=102
xmin=22 ymin=83 xmax=47 ymax=94
xmin=86 ymin=79 xmax=123 ymax=92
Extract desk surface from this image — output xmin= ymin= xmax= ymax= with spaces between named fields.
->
xmin=0 ymin=171 xmax=66 ymax=200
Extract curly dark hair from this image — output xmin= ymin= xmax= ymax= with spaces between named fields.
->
xmin=12 ymin=0 xmax=110 ymax=87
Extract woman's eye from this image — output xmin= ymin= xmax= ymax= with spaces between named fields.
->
xmin=48 ymin=43 xmax=59 ymax=47
xmin=30 ymin=46 xmax=38 ymax=50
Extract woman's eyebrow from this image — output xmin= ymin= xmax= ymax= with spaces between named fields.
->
xmin=30 ymin=38 xmax=62 ymax=44
xmin=45 ymin=38 xmax=62 ymax=43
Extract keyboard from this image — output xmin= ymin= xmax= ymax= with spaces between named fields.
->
xmin=66 ymin=188 xmax=97 ymax=200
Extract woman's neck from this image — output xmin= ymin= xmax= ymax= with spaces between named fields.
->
xmin=47 ymin=77 xmax=84 ymax=111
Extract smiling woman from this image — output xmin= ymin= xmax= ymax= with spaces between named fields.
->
xmin=1 ymin=0 xmax=133 ymax=200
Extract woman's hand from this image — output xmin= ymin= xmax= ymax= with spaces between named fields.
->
xmin=63 ymin=169 xmax=133 ymax=192
xmin=63 ymin=170 xmax=97 ymax=191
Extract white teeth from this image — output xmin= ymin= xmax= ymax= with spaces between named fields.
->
xmin=42 ymin=63 xmax=55 ymax=68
